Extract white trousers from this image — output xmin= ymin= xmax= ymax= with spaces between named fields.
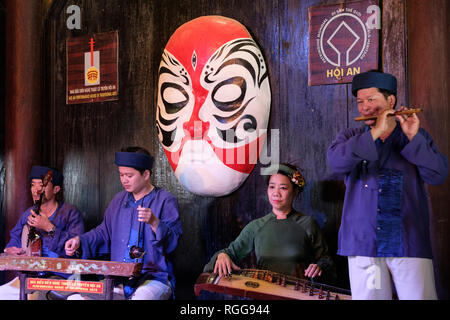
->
xmin=348 ymin=256 xmax=438 ymax=300
xmin=67 ymin=279 xmax=172 ymax=300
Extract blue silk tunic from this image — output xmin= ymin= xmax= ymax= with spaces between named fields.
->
xmin=327 ymin=123 xmax=448 ymax=258
xmin=79 ymin=187 xmax=182 ymax=295
xmin=6 ymin=202 xmax=85 ymax=258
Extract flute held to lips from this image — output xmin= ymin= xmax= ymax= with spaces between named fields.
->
xmin=354 ymin=108 xmax=422 ymax=121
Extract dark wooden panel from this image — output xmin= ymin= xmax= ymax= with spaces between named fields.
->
xmin=382 ymin=0 xmax=408 ymax=107
xmin=0 ymin=0 xmax=6 ymax=285
xmin=42 ymin=0 xmax=450 ymax=300
xmin=43 ymin=0 xmax=351 ymax=298
xmin=280 ymin=0 xmax=350 ymax=288
xmin=407 ymin=0 xmax=450 ymax=299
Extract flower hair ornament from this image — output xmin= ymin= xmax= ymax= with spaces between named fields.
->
xmin=261 ymin=164 xmax=306 ymax=190
xmin=290 ymin=170 xmax=306 ymax=190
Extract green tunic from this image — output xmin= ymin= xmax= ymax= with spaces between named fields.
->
xmin=204 ymin=210 xmax=333 ymax=277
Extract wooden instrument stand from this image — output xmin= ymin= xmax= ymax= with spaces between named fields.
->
xmin=0 ymin=253 xmax=141 ymax=300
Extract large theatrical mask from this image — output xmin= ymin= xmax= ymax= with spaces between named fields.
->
xmin=156 ymin=16 xmax=271 ymax=197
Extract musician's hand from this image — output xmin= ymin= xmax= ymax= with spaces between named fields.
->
xmin=214 ymin=252 xmax=240 ymax=278
xmin=396 ymin=106 xmax=420 ymax=141
xmin=27 ymin=210 xmax=54 ymax=232
xmin=4 ymin=246 xmax=26 ymax=256
xmin=65 ymin=236 xmax=80 ymax=256
xmin=137 ymin=205 xmax=159 ymax=233
xmin=304 ymin=264 xmax=322 ymax=278
xmin=370 ymin=108 xmax=396 ymax=140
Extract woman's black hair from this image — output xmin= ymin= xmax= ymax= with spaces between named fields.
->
xmin=265 ymin=163 xmax=305 ymax=194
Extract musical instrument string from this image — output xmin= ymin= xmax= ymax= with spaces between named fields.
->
xmin=27 ymin=171 xmax=53 ymax=248
xmin=129 ymin=198 xmax=146 ymax=262
xmin=231 ymin=268 xmax=351 ymax=296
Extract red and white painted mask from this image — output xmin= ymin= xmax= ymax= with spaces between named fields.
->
xmin=156 ymin=16 xmax=271 ymax=196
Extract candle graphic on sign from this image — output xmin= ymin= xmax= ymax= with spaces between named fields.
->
xmin=84 ymin=37 xmax=100 ymax=86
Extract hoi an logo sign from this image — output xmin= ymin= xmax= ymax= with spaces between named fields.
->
xmin=66 ymin=31 xmax=119 ymax=104
xmin=308 ymin=0 xmax=380 ymax=86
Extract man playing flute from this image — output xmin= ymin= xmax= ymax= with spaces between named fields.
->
xmin=327 ymin=70 xmax=448 ymax=299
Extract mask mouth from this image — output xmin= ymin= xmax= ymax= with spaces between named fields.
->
xmin=176 ymin=158 xmax=249 ymax=197
xmin=179 ymin=140 xmax=215 ymax=165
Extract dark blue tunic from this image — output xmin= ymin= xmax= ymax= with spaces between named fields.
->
xmin=327 ymin=123 xmax=448 ymax=258
xmin=79 ymin=187 xmax=182 ymax=294
xmin=6 ymin=202 xmax=85 ymax=258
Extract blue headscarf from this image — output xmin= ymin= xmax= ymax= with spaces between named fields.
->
xmin=29 ymin=166 xmax=63 ymax=186
xmin=115 ymin=152 xmax=154 ymax=170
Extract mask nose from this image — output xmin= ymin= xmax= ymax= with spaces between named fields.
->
xmin=183 ymin=119 xmax=210 ymax=140
xmin=183 ymin=87 xmax=210 ymax=140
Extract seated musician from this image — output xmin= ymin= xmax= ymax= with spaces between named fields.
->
xmin=0 ymin=166 xmax=85 ymax=300
xmin=65 ymin=146 xmax=182 ymax=300
xmin=204 ymin=163 xmax=335 ymax=282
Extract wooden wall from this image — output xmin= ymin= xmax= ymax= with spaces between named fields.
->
xmin=0 ymin=0 xmax=6 ymax=285
xmin=42 ymin=0 xmax=407 ymax=299
xmin=407 ymin=0 xmax=450 ymax=299
xmin=0 ymin=0 xmax=446 ymax=299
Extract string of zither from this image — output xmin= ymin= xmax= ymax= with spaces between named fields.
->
xmin=232 ymin=268 xmax=351 ymax=295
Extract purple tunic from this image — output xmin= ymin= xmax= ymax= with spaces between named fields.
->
xmin=79 ymin=187 xmax=182 ymax=290
xmin=327 ymin=123 xmax=448 ymax=258
xmin=6 ymin=202 xmax=85 ymax=258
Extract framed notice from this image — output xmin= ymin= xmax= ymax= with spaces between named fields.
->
xmin=308 ymin=0 xmax=379 ymax=86
xmin=66 ymin=31 xmax=119 ymax=104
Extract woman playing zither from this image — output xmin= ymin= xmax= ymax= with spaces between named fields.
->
xmin=203 ymin=164 xmax=334 ymax=282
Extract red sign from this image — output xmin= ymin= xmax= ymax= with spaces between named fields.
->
xmin=27 ymin=277 xmax=104 ymax=294
xmin=308 ymin=0 xmax=379 ymax=86
xmin=66 ymin=31 xmax=119 ymax=104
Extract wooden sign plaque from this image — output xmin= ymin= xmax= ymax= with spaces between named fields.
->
xmin=66 ymin=31 xmax=119 ymax=104
xmin=308 ymin=0 xmax=380 ymax=86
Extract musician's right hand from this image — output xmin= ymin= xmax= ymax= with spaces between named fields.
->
xmin=370 ymin=108 xmax=395 ymax=140
xmin=214 ymin=252 xmax=240 ymax=278
xmin=4 ymin=246 xmax=26 ymax=256
xmin=65 ymin=236 xmax=80 ymax=256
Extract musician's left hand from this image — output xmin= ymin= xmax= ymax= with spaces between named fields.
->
xmin=27 ymin=210 xmax=54 ymax=232
xmin=4 ymin=246 xmax=26 ymax=256
xmin=396 ymin=106 xmax=420 ymax=141
xmin=304 ymin=264 xmax=322 ymax=278
xmin=137 ymin=206 xmax=159 ymax=232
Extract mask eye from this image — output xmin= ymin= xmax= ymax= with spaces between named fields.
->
xmin=212 ymin=77 xmax=246 ymax=112
xmin=213 ymin=83 xmax=242 ymax=104
xmin=161 ymin=83 xmax=189 ymax=114
xmin=163 ymin=86 xmax=187 ymax=104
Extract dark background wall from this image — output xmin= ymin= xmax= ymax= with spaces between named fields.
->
xmin=407 ymin=0 xmax=450 ymax=299
xmin=0 ymin=0 xmax=6 ymax=285
xmin=1 ymin=0 xmax=449 ymax=300
xmin=41 ymin=0 xmax=405 ymax=299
